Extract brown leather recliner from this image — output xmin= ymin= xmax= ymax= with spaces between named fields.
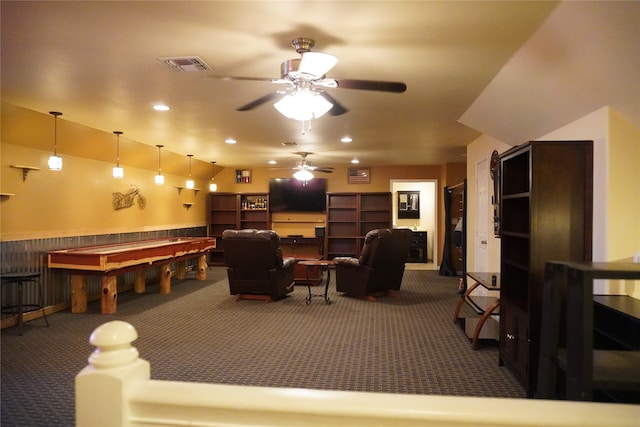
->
xmin=222 ymin=229 xmax=296 ymax=302
xmin=334 ymin=228 xmax=413 ymax=300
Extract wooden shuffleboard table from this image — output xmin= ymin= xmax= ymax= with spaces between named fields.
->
xmin=48 ymin=237 xmax=216 ymax=314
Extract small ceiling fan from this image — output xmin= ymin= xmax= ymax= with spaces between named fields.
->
xmin=289 ymin=152 xmax=332 ymax=182
xmin=293 ymin=152 xmax=333 ymax=174
xmin=212 ymin=37 xmax=407 ymax=116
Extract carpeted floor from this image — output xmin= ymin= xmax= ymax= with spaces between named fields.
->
xmin=1 ymin=267 xmax=524 ymax=426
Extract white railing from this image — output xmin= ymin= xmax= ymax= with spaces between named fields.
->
xmin=76 ymin=321 xmax=640 ymax=427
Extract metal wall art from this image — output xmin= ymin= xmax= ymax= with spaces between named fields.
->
xmin=113 ymin=185 xmax=146 ymax=210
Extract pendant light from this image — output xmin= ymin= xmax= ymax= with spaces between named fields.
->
xmin=209 ymin=161 xmax=217 ymax=192
xmin=155 ymin=145 xmax=165 ymax=185
xmin=185 ymin=154 xmax=194 ymax=189
xmin=47 ymin=111 xmax=63 ymax=171
xmin=112 ymin=131 xmax=124 ymax=179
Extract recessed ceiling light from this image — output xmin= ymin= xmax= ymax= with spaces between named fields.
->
xmin=268 ymin=160 xmax=277 ymax=165
xmin=225 ymin=138 xmax=237 ymax=144
xmin=341 ymin=136 xmax=352 ymax=143
xmin=351 ymin=159 xmax=360 ymax=164
xmin=153 ymin=104 xmax=170 ymax=111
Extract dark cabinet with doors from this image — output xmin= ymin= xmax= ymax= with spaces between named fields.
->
xmin=407 ymin=231 xmax=428 ymax=263
xmin=499 ymin=140 xmax=593 ymax=396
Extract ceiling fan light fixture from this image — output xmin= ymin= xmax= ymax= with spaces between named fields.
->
xmin=293 ymin=168 xmax=314 ymax=182
xmin=274 ymin=89 xmax=332 ymax=121
xmin=298 ymin=52 xmax=339 ymax=79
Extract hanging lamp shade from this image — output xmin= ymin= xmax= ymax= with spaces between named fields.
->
xmin=209 ymin=161 xmax=217 ymax=192
xmin=112 ymin=131 xmax=124 ymax=179
xmin=274 ymin=89 xmax=332 ymax=121
xmin=185 ymin=154 xmax=194 ymax=189
xmin=155 ymin=145 xmax=164 ymax=185
xmin=48 ymin=111 xmax=63 ymax=171
xmin=293 ymin=169 xmax=314 ymax=182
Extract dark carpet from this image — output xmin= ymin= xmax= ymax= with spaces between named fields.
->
xmin=1 ymin=268 xmax=524 ymax=426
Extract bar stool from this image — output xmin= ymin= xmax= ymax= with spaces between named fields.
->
xmin=1 ymin=272 xmax=49 ymax=335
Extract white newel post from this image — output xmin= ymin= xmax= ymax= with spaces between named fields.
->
xmin=76 ymin=321 xmax=150 ymax=427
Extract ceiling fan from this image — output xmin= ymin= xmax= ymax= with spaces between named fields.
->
xmin=293 ymin=152 xmax=334 ymax=173
xmin=213 ymin=37 xmax=407 ymax=117
xmin=274 ymin=152 xmax=333 ymax=182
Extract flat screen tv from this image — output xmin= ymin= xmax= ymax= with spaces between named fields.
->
xmin=269 ymin=178 xmax=327 ymax=212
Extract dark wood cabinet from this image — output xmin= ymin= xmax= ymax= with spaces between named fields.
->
xmin=325 ymin=192 xmax=392 ymax=260
xmin=280 ymin=237 xmax=324 ymax=285
xmin=407 ymin=231 xmax=428 ymax=263
xmin=207 ymin=192 xmax=269 ymax=265
xmin=498 ymin=140 xmax=593 ymax=396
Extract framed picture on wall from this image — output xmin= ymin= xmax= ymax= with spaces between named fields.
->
xmin=235 ymin=169 xmax=251 ymax=183
xmin=398 ymin=191 xmax=420 ymax=219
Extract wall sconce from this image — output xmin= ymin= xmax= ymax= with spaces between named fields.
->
xmin=47 ymin=111 xmax=63 ymax=171
xmin=112 ymin=131 xmax=124 ymax=179
xmin=155 ymin=145 xmax=165 ymax=185
xmin=185 ymin=154 xmax=194 ymax=189
xmin=209 ymin=161 xmax=217 ymax=192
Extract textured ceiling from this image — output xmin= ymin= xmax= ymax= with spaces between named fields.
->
xmin=3 ymin=2 xmax=636 ymax=172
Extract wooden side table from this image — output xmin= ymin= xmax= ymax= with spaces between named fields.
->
xmin=453 ymin=272 xmax=500 ymax=349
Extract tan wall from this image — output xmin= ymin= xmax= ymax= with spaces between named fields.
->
xmin=466 ymin=135 xmax=513 ymax=274
xmin=607 ymin=109 xmax=640 ymax=298
xmin=1 ymin=144 xmax=207 ymax=240
xmin=2 ymin=104 xmax=465 ymax=257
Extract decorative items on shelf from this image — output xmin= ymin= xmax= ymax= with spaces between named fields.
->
xmin=241 ymin=198 xmax=267 ymax=210
xmin=10 ymin=165 xmax=40 ymax=183
xmin=235 ymin=169 xmax=251 ymax=183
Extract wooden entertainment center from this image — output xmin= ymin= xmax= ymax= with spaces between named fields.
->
xmin=207 ymin=192 xmax=393 ymax=284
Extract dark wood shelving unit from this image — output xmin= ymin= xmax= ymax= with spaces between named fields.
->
xmin=207 ymin=192 xmax=269 ymax=265
xmin=325 ymin=192 xmax=391 ymax=260
xmin=499 ymin=140 xmax=593 ymax=396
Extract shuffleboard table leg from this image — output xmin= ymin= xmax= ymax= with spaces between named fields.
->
xmin=134 ymin=270 xmax=146 ymax=293
xmin=197 ymin=255 xmax=207 ymax=280
xmin=159 ymin=264 xmax=171 ymax=294
xmin=101 ymin=276 xmax=117 ymax=314
xmin=71 ymin=275 xmax=88 ymax=313
xmin=176 ymin=260 xmax=186 ymax=280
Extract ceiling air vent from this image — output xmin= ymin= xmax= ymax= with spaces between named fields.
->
xmin=158 ymin=56 xmax=211 ymax=72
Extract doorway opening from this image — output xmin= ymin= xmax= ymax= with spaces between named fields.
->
xmin=390 ymin=179 xmax=437 ymax=269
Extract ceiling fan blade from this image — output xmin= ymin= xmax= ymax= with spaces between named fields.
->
xmin=236 ymin=92 xmax=282 ymax=111
xmin=314 ymin=167 xmax=334 ymax=173
xmin=298 ymin=52 xmax=339 ymax=79
xmin=320 ymin=92 xmax=348 ymax=116
xmin=334 ymin=78 xmax=407 ymax=93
